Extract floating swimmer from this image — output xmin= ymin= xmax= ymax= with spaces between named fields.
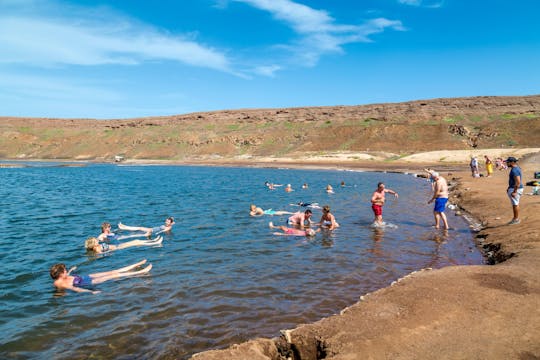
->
xmin=290 ymin=202 xmax=322 ymax=209
xmin=250 ymin=204 xmax=294 ymax=217
xmin=285 ymin=184 xmax=294 ymax=192
xmin=85 ymin=236 xmax=163 ymax=254
xmin=50 ymin=259 xmax=152 ymax=295
xmin=269 ymin=222 xmax=320 ymax=237
xmin=326 ymin=184 xmax=334 ymax=193
xmin=118 ymin=217 xmax=175 ymax=237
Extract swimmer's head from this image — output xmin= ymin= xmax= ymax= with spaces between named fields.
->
xmin=101 ymin=222 xmax=111 ymax=232
xmin=304 ymin=209 xmax=312 ymax=217
xmin=250 ymin=204 xmax=256 ymax=211
xmin=50 ymin=263 xmax=67 ymax=279
xmin=166 ymin=217 xmax=175 ymax=225
xmin=85 ymin=237 xmax=99 ymax=250
xmin=431 ymin=172 xmax=439 ymax=179
xmin=305 ymin=228 xmax=316 ymax=237
xmin=322 ymin=205 xmax=330 ymax=213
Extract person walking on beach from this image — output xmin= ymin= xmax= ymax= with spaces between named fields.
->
xmin=427 ymin=172 xmax=449 ymax=230
xmin=484 ymin=155 xmax=494 ymax=177
xmin=505 ymin=157 xmax=523 ymax=225
xmin=370 ymin=182 xmax=398 ymax=226
xmin=470 ymin=156 xmax=479 ymax=177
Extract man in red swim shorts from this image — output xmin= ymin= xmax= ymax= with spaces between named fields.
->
xmin=371 ymin=182 xmax=399 ymax=226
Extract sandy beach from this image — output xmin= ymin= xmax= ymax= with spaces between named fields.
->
xmin=190 ymin=151 xmax=540 ymax=360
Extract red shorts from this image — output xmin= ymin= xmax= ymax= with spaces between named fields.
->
xmin=372 ymin=204 xmax=383 ymax=216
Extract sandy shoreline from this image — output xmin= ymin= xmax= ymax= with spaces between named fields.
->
xmin=188 ymin=151 xmax=540 ymax=360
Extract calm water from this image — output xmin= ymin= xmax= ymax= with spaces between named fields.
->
xmin=0 ymin=164 xmax=483 ymax=359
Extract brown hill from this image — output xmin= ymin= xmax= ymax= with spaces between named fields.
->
xmin=1 ymin=95 xmax=539 ymax=161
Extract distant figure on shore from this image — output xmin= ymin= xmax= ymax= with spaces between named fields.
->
xmin=371 ymin=182 xmax=399 ymax=226
xmin=288 ymin=210 xmax=313 ymax=228
xmin=470 ymin=156 xmax=479 ymax=177
xmin=250 ymin=204 xmax=293 ymax=217
xmin=427 ymin=172 xmax=449 ymax=230
xmin=269 ymin=222 xmax=319 ymax=237
xmin=50 ymin=259 xmax=151 ymax=294
xmin=326 ymin=184 xmax=334 ymax=193
xmin=317 ymin=205 xmax=340 ymax=230
xmin=484 ymin=155 xmax=494 ymax=177
xmin=285 ymin=184 xmax=294 ymax=192
xmin=505 ymin=157 xmax=523 ymax=225
xmin=118 ymin=217 xmax=175 ymax=237
xmin=495 ymin=157 xmax=507 ymax=171
xmin=85 ymin=236 xmax=163 ymax=254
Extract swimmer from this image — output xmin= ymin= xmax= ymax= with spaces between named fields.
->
xmin=249 ymin=204 xmax=293 ymax=217
xmin=85 ymin=236 xmax=163 ymax=254
xmin=290 ymin=202 xmax=322 ymax=209
xmin=326 ymin=184 xmax=334 ymax=193
xmin=287 ymin=210 xmax=313 ymax=228
xmin=97 ymin=222 xmax=116 ymax=242
xmin=371 ymin=182 xmax=398 ymax=226
xmin=118 ymin=217 xmax=175 ymax=237
xmin=316 ymin=205 xmax=340 ymax=230
xmin=285 ymin=184 xmax=294 ymax=192
xmin=302 ymin=183 xmax=309 ymax=189
xmin=50 ymin=259 xmax=152 ymax=294
xmin=269 ymin=222 xmax=320 ymax=237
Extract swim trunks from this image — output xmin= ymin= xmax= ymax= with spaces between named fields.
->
xmin=263 ymin=209 xmax=277 ymax=215
xmin=100 ymin=243 xmax=110 ymax=252
xmin=434 ymin=198 xmax=448 ymax=212
xmin=285 ymin=228 xmax=296 ymax=234
xmin=507 ymin=188 xmax=524 ymax=206
xmin=371 ymin=204 xmax=383 ymax=216
xmin=73 ymin=275 xmax=92 ymax=288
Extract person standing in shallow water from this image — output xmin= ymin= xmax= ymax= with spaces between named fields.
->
xmin=370 ymin=182 xmax=398 ymax=226
xmin=505 ymin=157 xmax=523 ymax=225
xmin=427 ymin=172 xmax=449 ymax=230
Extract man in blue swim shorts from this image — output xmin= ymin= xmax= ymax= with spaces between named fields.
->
xmin=427 ymin=172 xmax=449 ymax=230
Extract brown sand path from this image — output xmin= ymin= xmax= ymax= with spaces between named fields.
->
xmin=191 ymin=154 xmax=540 ymax=360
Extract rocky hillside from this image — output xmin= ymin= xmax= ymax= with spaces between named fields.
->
xmin=1 ymin=95 xmax=539 ymax=161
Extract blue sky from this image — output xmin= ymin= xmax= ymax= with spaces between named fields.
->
xmin=1 ymin=0 xmax=539 ymax=119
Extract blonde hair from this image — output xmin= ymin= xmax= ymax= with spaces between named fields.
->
xmin=85 ymin=237 xmax=99 ymax=250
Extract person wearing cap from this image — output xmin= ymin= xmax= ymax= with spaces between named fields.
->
xmin=505 ymin=157 xmax=523 ymax=225
xmin=427 ymin=172 xmax=449 ymax=230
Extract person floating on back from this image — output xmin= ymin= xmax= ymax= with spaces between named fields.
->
xmin=50 ymin=259 xmax=152 ymax=294
xmin=269 ymin=222 xmax=320 ymax=237
xmin=85 ymin=236 xmax=163 ymax=254
xmin=118 ymin=217 xmax=175 ymax=237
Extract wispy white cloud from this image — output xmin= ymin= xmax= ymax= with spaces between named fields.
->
xmin=0 ymin=1 xmax=232 ymax=72
xmin=234 ymin=0 xmax=405 ymax=67
xmin=398 ymin=0 xmax=444 ymax=8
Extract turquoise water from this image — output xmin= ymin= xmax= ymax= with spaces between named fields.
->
xmin=0 ymin=164 xmax=483 ymax=359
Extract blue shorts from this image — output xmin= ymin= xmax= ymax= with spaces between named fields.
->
xmin=434 ymin=198 xmax=448 ymax=212
xmin=73 ymin=275 xmax=92 ymax=288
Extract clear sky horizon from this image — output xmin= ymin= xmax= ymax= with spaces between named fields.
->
xmin=1 ymin=0 xmax=539 ymax=119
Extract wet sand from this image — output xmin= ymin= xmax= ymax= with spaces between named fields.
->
xmin=190 ymin=153 xmax=540 ymax=360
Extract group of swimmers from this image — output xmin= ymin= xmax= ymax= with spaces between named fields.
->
xmin=50 ymin=217 xmax=175 ymax=294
